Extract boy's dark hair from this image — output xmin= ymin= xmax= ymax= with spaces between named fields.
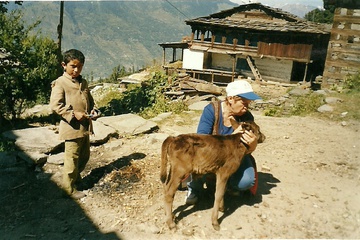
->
xmin=62 ymin=49 xmax=85 ymax=64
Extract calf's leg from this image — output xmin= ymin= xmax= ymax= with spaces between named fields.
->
xmin=164 ymin=166 xmax=189 ymax=229
xmin=211 ymin=173 xmax=228 ymax=231
xmin=164 ymin=178 xmax=179 ymax=229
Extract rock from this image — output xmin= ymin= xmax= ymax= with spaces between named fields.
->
xmin=182 ymin=228 xmax=194 ymax=236
xmin=1 ymin=126 xmax=63 ymax=154
xmin=157 ymin=112 xmax=173 ymax=119
xmin=97 ymin=114 xmax=158 ymax=136
xmin=90 ymin=85 xmax=103 ymax=92
xmin=188 ymin=101 xmax=209 ymax=111
xmin=91 ymin=120 xmax=118 ymax=144
xmin=47 ymin=152 xmax=64 ymax=165
xmin=150 ymin=112 xmax=172 ymax=122
xmin=288 ymin=87 xmax=310 ymax=96
xmin=261 ymin=165 xmax=271 ymax=171
xmin=317 ymin=104 xmax=334 ymax=113
xmin=325 ymin=97 xmax=342 ymax=104
xmin=314 ymin=90 xmax=327 ymax=95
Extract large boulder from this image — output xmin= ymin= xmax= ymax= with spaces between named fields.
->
xmin=91 ymin=120 xmax=118 ymax=145
xmin=97 ymin=114 xmax=158 ymax=135
xmin=2 ymin=126 xmax=63 ymax=154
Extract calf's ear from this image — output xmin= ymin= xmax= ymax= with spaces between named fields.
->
xmin=230 ymin=118 xmax=240 ymax=131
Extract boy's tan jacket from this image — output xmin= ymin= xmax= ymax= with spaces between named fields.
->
xmin=50 ymin=72 xmax=95 ymax=140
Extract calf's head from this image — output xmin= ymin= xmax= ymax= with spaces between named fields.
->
xmin=230 ymin=118 xmax=266 ymax=143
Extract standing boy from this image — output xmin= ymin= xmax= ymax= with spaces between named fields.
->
xmin=50 ymin=49 xmax=99 ymax=199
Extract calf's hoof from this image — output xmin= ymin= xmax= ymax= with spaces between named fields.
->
xmin=166 ymin=220 xmax=176 ymax=230
xmin=212 ymin=222 xmax=220 ymax=231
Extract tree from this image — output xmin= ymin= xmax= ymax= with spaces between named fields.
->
xmin=304 ymin=8 xmax=334 ymax=24
xmin=107 ymin=64 xmax=129 ymax=83
xmin=0 ymin=8 xmax=59 ymax=121
xmin=304 ymin=0 xmax=336 ymax=24
xmin=0 ymin=1 xmax=22 ymax=14
xmin=324 ymin=0 xmax=360 ymax=9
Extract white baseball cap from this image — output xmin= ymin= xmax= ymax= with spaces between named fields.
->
xmin=226 ymin=80 xmax=261 ymax=100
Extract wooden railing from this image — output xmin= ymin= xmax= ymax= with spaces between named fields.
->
xmin=190 ymin=40 xmax=258 ymax=56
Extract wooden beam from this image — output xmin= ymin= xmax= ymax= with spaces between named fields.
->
xmin=162 ymin=48 xmax=166 ymax=65
xmin=303 ymin=63 xmax=308 ymax=83
xmin=231 ymin=54 xmax=236 ymax=82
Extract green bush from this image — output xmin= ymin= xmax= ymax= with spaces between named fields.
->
xmin=97 ymin=70 xmax=187 ymax=118
xmin=290 ymin=94 xmax=324 ymax=116
xmin=343 ymin=72 xmax=360 ymax=91
xmin=140 ymin=93 xmax=188 ymax=119
xmin=264 ymin=108 xmax=282 ymax=117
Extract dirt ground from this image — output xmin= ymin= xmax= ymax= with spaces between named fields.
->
xmin=1 ymin=85 xmax=360 ymax=239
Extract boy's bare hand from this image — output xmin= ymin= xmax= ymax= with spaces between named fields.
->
xmin=88 ymin=109 xmax=101 ymax=120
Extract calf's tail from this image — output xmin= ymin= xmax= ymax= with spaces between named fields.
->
xmin=160 ymin=136 xmax=173 ymax=184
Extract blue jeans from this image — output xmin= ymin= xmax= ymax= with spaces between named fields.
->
xmin=187 ymin=155 xmax=256 ymax=194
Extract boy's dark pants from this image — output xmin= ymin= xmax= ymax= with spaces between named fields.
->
xmin=63 ymin=136 xmax=90 ymax=194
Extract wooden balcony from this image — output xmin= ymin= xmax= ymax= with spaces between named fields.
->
xmin=190 ymin=40 xmax=258 ymax=57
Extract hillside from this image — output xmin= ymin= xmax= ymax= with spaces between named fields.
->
xmin=9 ymin=1 xmax=235 ymax=79
xmin=8 ymin=1 xmax=319 ymax=79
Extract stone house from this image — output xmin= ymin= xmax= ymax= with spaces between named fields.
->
xmin=159 ymin=3 xmax=331 ymax=85
xmin=322 ymin=0 xmax=360 ymax=86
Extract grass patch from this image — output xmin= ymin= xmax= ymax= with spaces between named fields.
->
xmin=316 ymin=91 xmax=360 ymax=121
xmin=290 ymin=93 xmax=324 ymax=116
xmin=263 ymin=72 xmax=360 ymax=121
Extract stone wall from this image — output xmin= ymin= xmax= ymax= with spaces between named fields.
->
xmin=322 ymin=8 xmax=360 ymax=86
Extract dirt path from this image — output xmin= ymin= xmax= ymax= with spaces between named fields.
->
xmin=1 ymin=109 xmax=360 ymax=239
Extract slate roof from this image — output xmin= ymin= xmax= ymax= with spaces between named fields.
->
xmin=186 ymin=3 xmax=330 ymax=35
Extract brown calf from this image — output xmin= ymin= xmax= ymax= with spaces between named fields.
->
xmin=160 ymin=119 xmax=265 ymax=230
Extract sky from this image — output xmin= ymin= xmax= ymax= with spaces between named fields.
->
xmin=19 ymin=0 xmax=324 ymax=5
xmin=230 ymin=0 xmax=324 ymax=8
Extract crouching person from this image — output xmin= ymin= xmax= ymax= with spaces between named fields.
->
xmin=186 ymin=80 xmax=261 ymax=205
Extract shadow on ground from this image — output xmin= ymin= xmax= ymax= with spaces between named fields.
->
xmin=173 ymin=171 xmax=280 ymax=225
xmin=0 ymin=156 xmax=124 ymax=239
xmin=80 ymin=152 xmax=146 ymax=191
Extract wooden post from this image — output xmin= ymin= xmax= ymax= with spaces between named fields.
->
xmin=162 ymin=48 xmax=166 ymax=66
xmin=231 ymin=54 xmax=236 ymax=82
xmin=172 ymin=48 xmax=176 ymax=62
xmin=211 ymin=35 xmax=215 ymax=47
xmin=233 ymin=38 xmax=238 ymax=50
xmin=303 ymin=62 xmax=308 ymax=83
xmin=57 ymin=1 xmax=64 ymax=77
